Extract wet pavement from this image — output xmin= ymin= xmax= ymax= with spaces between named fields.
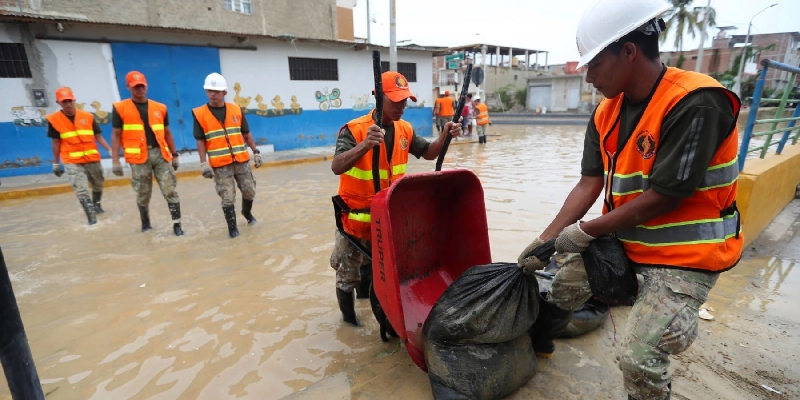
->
xmin=0 ymin=125 xmax=798 ymax=399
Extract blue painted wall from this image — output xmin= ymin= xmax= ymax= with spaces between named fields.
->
xmin=0 ymin=108 xmax=432 ymax=177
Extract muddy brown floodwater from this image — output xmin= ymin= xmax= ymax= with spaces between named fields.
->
xmin=0 ymin=125 xmax=797 ymax=399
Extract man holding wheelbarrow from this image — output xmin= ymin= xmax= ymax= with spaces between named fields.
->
xmin=330 ymin=71 xmax=462 ymax=326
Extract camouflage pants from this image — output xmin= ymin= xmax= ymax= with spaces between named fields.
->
xmin=213 ymin=161 xmax=256 ymax=207
xmin=547 ymin=254 xmax=718 ymax=400
xmin=476 ymin=125 xmax=487 ymax=137
xmin=330 ymin=231 xmax=371 ymax=292
xmin=130 ymin=147 xmax=180 ymax=207
xmin=436 ymin=115 xmax=452 ymax=128
xmin=65 ymin=162 xmax=104 ymax=203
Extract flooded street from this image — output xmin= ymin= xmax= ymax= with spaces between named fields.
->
xmin=1 ymin=125 xmax=798 ymax=400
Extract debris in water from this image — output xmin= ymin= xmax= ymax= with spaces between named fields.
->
xmin=139 ymin=284 xmax=146 ymax=288
xmin=699 ymin=305 xmax=714 ymax=320
xmin=761 ymin=384 xmax=781 ymax=394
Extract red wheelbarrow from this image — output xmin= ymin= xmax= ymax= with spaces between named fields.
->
xmin=370 ymin=168 xmax=491 ymax=371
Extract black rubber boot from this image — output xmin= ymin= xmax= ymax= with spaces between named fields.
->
xmin=336 ymin=288 xmax=360 ymax=326
xmin=223 ymin=205 xmax=239 ymax=238
xmin=79 ymin=197 xmax=97 ymax=225
xmin=356 ymin=264 xmax=372 ymax=299
xmin=138 ymin=205 xmax=152 ymax=232
xmin=168 ymin=202 xmax=184 ymax=236
xmin=92 ymin=191 xmax=104 ymax=214
xmin=241 ymin=198 xmax=257 ymax=224
xmin=530 ymin=295 xmax=573 ymax=359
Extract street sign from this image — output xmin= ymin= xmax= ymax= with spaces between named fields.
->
xmin=445 ymin=54 xmax=464 ymax=62
xmin=472 ymin=67 xmax=484 ymax=86
xmin=447 ymin=61 xmax=459 ymax=69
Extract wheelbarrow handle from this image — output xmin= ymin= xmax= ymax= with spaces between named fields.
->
xmin=372 ymin=50 xmax=383 ymax=194
xmin=435 ymin=63 xmax=473 ymax=172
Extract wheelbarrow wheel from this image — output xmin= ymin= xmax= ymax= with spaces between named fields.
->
xmin=369 ymin=282 xmax=398 ymax=342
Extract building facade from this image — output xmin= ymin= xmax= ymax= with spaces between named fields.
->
xmin=0 ymin=1 xmax=433 ymax=178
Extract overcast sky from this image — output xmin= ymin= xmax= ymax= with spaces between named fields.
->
xmin=351 ymin=0 xmax=799 ymax=65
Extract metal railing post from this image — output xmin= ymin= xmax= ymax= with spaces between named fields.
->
xmin=760 ymin=72 xmax=796 ymax=158
xmin=0 ymin=247 xmax=45 ymax=400
xmin=738 ymin=64 xmax=769 ymax=171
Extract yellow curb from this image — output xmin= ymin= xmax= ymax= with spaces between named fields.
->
xmin=0 ymin=154 xmax=333 ymax=201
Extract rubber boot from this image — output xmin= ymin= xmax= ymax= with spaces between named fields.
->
xmin=138 ymin=205 xmax=152 ymax=232
xmin=530 ymin=294 xmax=573 ymax=358
xmin=356 ymin=264 xmax=372 ymax=299
xmin=79 ymin=197 xmax=97 ymax=225
xmin=92 ymin=191 xmax=104 ymax=214
xmin=223 ymin=205 xmax=239 ymax=238
xmin=241 ymin=198 xmax=257 ymax=225
xmin=168 ymin=202 xmax=184 ymax=236
xmin=336 ymin=288 xmax=360 ymax=326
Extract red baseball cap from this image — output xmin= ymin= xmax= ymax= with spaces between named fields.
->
xmin=55 ymin=87 xmax=75 ymax=102
xmin=382 ymin=71 xmax=417 ymax=103
xmin=126 ymin=71 xmax=147 ymax=87
xmin=444 ymin=90 xmax=450 ymax=96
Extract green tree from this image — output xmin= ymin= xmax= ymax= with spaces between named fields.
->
xmin=661 ymin=0 xmax=712 ymax=52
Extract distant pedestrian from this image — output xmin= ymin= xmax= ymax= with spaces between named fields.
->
xmin=110 ymin=71 xmax=184 ymax=236
xmin=434 ymin=91 xmax=455 ymax=133
xmin=46 ymin=87 xmax=112 ymax=225
xmin=193 ymin=73 xmax=263 ymax=238
xmin=473 ymin=96 xmax=491 ymax=144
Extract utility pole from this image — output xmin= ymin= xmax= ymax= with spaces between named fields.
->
xmin=366 ymin=0 xmax=371 ymax=44
xmin=389 ymin=0 xmax=397 ymax=71
xmin=695 ymin=0 xmax=711 ymax=73
xmin=734 ymin=3 xmax=778 ymax=97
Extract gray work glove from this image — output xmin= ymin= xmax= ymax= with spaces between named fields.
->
xmin=253 ymin=153 xmax=263 ymax=168
xmin=554 ymin=222 xmax=595 ymax=254
xmin=112 ymin=161 xmax=123 ymax=177
xmin=201 ymin=162 xmax=213 ymax=179
xmin=52 ymin=163 xmax=64 ymax=177
xmin=171 ymin=154 xmax=179 ymax=171
xmin=518 ymin=237 xmax=548 ymax=274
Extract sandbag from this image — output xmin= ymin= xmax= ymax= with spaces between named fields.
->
xmin=423 ymin=263 xmax=539 ymax=400
xmin=581 ymin=234 xmax=638 ymax=305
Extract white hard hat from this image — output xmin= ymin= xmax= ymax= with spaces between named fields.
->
xmin=203 ymin=73 xmax=227 ymax=91
xmin=474 ymin=96 xmax=481 ymax=101
xmin=576 ymin=0 xmax=671 ymax=69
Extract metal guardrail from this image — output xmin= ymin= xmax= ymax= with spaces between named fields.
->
xmin=738 ymin=59 xmax=800 ymax=171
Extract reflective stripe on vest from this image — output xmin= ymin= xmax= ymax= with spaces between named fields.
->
xmin=192 ymin=103 xmax=249 ymax=168
xmin=69 ymin=149 xmax=99 ymax=158
xmin=608 ymin=158 xmax=739 ymax=196
xmin=348 ymin=212 xmax=371 ymax=223
xmin=59 ymin=130 xmax=94 ymax=139
xmin=46 ymin=109 xmax=100 ymax=164
xmin=617 ymin=213 xmax=741 ymax=246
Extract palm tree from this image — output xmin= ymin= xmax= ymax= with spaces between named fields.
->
xmin=661 ymin=0 xmax=701 ymax=52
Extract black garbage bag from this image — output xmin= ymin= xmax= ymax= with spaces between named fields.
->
xmin=581 ymin=234 xmax=638 ymax=306
xmin=423 ymin=263 xmax=540 ymax=400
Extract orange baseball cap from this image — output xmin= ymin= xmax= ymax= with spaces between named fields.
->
xmin=55 ymin=87 xmax=75 ymax=102
xmin=126 ymin=71 xmax=147 ymax=87
xmin=382 ymin=71 xmax=416 ymax=103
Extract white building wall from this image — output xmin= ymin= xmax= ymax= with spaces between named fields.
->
xmin=0 ymin=24 xmax=30 ymax=122
xmin=219 ymin=41 xmax=432 ymax=112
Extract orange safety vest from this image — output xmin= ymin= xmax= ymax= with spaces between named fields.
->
xmin=46 ymin=109 xmax=101 ymax=164
xmin=337 ymin=112 xmax=413 ymax=240
xmin=475 ymin=103 xmax=489 ymax=125
xmin=112 ymin=99 xmax=171 ymax=164
xmin=192 ymin=103 xmax=250 ymax=168
xmin=595 ymin=67 xmax=742 ymax=272
xmin=436 ymin=97 xmax=455 ymax=117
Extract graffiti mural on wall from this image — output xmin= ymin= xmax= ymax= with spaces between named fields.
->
xmin=315 ymin=88 xmax=342 ymax=111
xmin=10 ymin=106 xmax=46 ymax=126
xmin=234 ymin=82 xmax=302 ymax=117
xmin=11 ymin=100 xmax=112 ymax=127
xmin=351 ymin=94 xmax=375 ymax=111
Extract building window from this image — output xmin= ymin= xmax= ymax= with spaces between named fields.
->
xmin=380 ymin=61 xmax=417 ymax=82
xmin=0 ymin=43 xmax=32 ymax=78
xmin=288 ymin=57 xmax=339 ymax=81
xmin=224 ymin=0 xmax=252 ymax=15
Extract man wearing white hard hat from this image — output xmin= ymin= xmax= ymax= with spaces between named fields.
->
xmin=193 ymin=73 xmax=262 ymax=238
xmin=517 ymin=0 xmax=742 ymax=399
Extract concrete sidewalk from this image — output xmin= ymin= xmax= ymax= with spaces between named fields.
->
xmin=0 ymin=134 xmax=490 ymax=200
